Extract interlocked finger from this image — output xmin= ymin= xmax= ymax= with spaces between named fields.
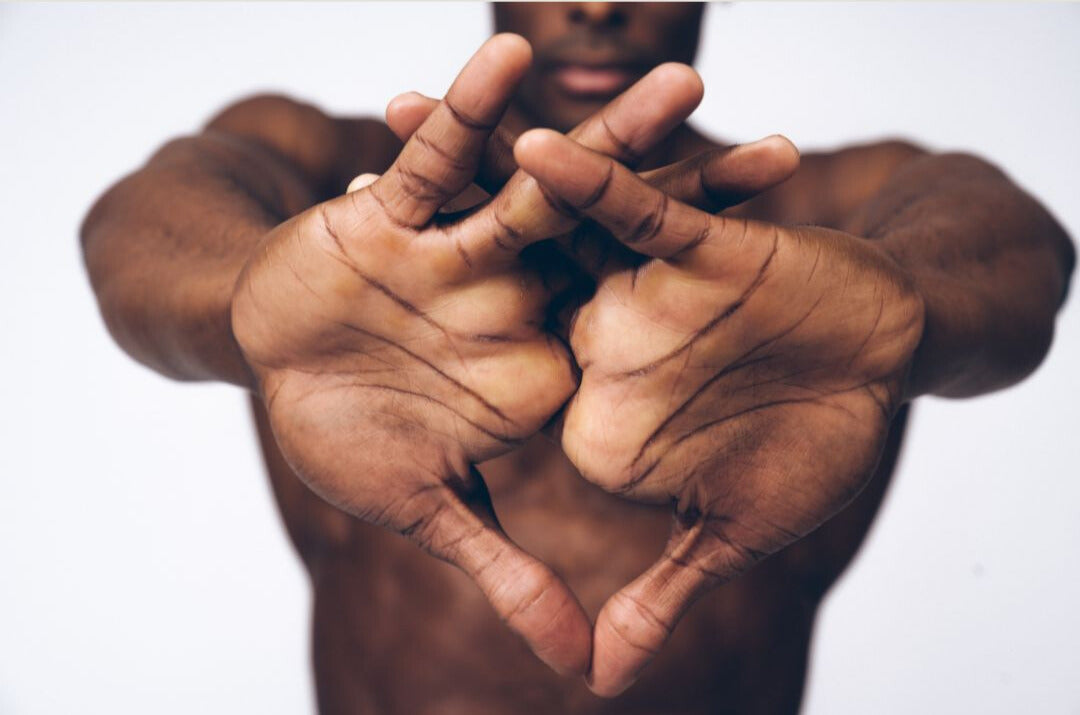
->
xmin=640 ymin=135 xmax=800 ymax=214
xmin=371 ymin=34 xmax=531 ymax=228
xmin=515 ymin=128 xmax=722 ymax=261
xmin=384 ymin=92 xmax=799 ymax=220
xmin=385 ymin=91 xmax=519 ymax=196
xmin=452 ymin=62 xmax=706 ymax=267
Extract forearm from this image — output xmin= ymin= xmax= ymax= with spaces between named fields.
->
xmin=81 ymin=130 xmax=316 ymax=387
xmin=846 ymin=152 xmax=1075 ymax=398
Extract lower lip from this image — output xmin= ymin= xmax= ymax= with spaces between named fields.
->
xmin=552 ymin=66 xmax=637 ymax=97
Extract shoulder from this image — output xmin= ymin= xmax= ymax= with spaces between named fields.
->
xmin=203 ymin=93 xmax=402 ymax=197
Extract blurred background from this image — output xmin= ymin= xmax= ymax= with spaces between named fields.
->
xmin=1 ymin=3 xmax=1078 ymax=713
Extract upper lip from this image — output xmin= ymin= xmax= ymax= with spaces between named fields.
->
xmin=548 ymin=58 xmax=643 ymax=71
xmin=538 ymin=44 xmax=651 ymax=74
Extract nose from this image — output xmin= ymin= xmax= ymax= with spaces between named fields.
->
xmin=567 ymin=2 xmax=627 ymax=30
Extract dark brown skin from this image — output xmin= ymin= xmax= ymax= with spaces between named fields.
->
xmin=80 ymin=3 xmax=1074 ymax=713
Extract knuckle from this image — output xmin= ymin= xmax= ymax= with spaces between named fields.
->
xmin=596 ymin=113 xmax=642 ymax=166
xmin=623 ymin=193 xmax=668 ymax=245
xmin=398 ymin=498 xmax=447 ymax=553
xmin=701 ymin=521 xmax=761 ymax=576
xmin=395 ymin=164 xmax=452 ymax=203
xmin=620 ymin=591 xmax=673 ymax=637
xmin=480 ymin=126 xmax=518 ymax=183
xmin=499 ymin=562 xmax=555 ymax=625
xmin=443 ymin=97 xmax=496 ymax=132
xmin=605 ymin=592 xmax=666 ymax=656
xmin=413 ymin=129 xmax=475 ymax=174
xmin=489 ymin=200 xmax=526 ymax=252
xmin=577 ymin=161 xmax=615 ymax=210
xmin=536 ymin=180 xmax=581 ymax=220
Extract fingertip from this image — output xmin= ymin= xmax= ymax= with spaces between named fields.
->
xmin=512 ymin=128 xmax=562 ymax=165
xmin=756 ymin=134 xmax=801 ymax=179
xmin=584 ymin=652 xmax=637 ymax=698
xmin=764 ymin=133 xmax=801 ymax=164
xmin=584 ymin=674 xmax=636 ymax=699
xmin=540 ymin=614 xmax=593 ymax=679
xmin=704 ymin=133 xmax=801 ymax=191
xmin=584 ymin=609 xmax=647 ymax=698
xmin=489 ymin=32 xmax=533 ymax=60
xmin=463 ymin=534 xmax=592 ymax=679
xmin=485 ymin=32 xmax=534 ymax=74
xmin=386 ymin=90 xmax=430 ymax=116
xmin=385 ymin=91 xmax=436 ymax=140
xmin=651 ymin=62 xmax=705 ymax=105
xmin=503 ymin=561 xmax=593 ymax=677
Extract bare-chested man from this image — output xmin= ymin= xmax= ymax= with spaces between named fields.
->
xmin=80 ymin=4 xmax=1075 ymax=713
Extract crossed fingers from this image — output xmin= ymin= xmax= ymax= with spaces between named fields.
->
xmin=338 ymin=32 xmax=802 ymax=695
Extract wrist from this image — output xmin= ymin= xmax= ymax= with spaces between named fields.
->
xmin=862 ymin=234 xmax=929 ymax=404
xmin=176 ymin=262 xmax=259 ymax=390
xmin=225 ymin=255 xmax=265 ymax=393
xmin=873 ymin=229 xmax=1002 ymax=401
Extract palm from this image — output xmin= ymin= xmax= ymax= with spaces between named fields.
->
xmin=233 ymin=195 xmax=571 ymax=525
xmin=228 ymin=34 xmax=609 ymax=679
xmin=230 ymin=37 xmax=734 ymax=680
xmin=566 ymin=224 xmax=917 ymax=558
xmin=515 ymin=128 xmax=925 ymax=695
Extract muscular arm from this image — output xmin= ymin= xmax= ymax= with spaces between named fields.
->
xmin=842 ymin=150 xmax=1075 ymax=397
xmin=750 ymin=139 xmax=1073 ymax=398
xmin=79 ymin=94 xmax=396 ymax=387
xmin=509 ymin=127 xmax=1076 ymax=695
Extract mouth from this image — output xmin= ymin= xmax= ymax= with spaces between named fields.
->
xmin=536 ymin=35 xmax=655 ymax=103
xmin=548 ymin=63 xmax=642 ymax=99
xmin=548 ymin=52 xmax=648 ymax=100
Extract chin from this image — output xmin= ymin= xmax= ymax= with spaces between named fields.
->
xmin=529 ymin=90 xmax=609 ymax=132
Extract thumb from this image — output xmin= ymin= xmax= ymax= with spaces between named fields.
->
xmin=399 ymin=466 xmax=592 ymax=677
xmin=587 ymin=514 xmax=756 ymax=696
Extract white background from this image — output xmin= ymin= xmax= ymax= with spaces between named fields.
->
xmin=1 ymin=3 xmax=1078 ymax=713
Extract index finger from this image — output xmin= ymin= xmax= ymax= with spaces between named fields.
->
xmin=385 ymin=91 xmax=519 ymax=196
xmin=371 ymin=34 xmax=531 ymax=228
xmin=514 ymin=127 xmax=719 ymax=262
xmin=453 ymin=62 xmax=705 ymax=264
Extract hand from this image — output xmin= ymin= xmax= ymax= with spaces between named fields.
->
xmin=230 ymin=35 xmax=713 ymax=677
xmin=376 ymin=69 xmax=803 ymax=337
xmin=514 ymin=128 xmax=926 ymax=695
xmin=231 ymin=34 xmax=596 ymax=674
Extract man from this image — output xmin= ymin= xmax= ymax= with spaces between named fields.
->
xmin=80 ymin=3 xmax=1074 ymax=713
